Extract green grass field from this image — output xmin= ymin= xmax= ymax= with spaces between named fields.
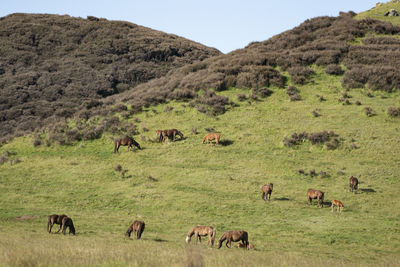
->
xmin=1 ymin=66 xmax=400 ymax=266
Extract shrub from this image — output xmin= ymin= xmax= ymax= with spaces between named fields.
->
xmin=364 ymin=107 xmax=376 ymax=117
xmin=325 ymin=64 xmax=343 ymax=75
xmin=33 ymin=137 xmax=42 ymax=147
xmin=288 ymin=66 xmax=314 ymax=85
xmin=163 ymin=106 xmax=174 ymax=112
xmin=286 ymin=86 xmax=301 ymax=101
xmin=237 ymin=93 xmax=247 ymax=102
xmin=388 ymin=106 xmax=400 ymax=117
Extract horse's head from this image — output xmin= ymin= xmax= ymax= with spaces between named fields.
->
xmin=217 ymin=239 xmax=223 ymax=249
xmin=185 ymin=236 xmax=191 ymax=244
xmin=125 ymin=229 xmax=132 ymax=238
xmin=70 ymin=223 xmax=76 ymax=235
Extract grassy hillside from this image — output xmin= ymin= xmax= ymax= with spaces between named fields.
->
xmin=356 ymin=1 xmax=400 ymax=25
xmin=1 ymin=66 xmax=400 ymax=266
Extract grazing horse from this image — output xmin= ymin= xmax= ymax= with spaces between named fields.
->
xmin=331 ymin=199 xmax=344 ymax=212
xmin=47 ymin=214 xmax=68 ymax=233
xmin=201 ymin=133 xmax=221 ymax=145
xmin=307 ymin=189 xmax=324 ymax=207
xmin=217 ymin=230 xmax=249 ymax=249
xmin=237 ymin=243 xmax=254 ymax=249
xmin=349 ymin=176 xmax=359 ymax=192
xmin=186 ymin=225 xmax=216 ymax=246
xmin=61 ymin=216 xmax=75 ymax=235
xmin=125 ymin=220 xmax=145 ymax=239
xmin=261 ymin=183 xmax=273 ymax=201
xmin=160 ymin=129 xmax=184 ymax=142
xmin=114 ymin=136 xmax=141 ymax=153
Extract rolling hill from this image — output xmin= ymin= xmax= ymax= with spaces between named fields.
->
xmin=0 ymin=2 xmax=400 ymax=266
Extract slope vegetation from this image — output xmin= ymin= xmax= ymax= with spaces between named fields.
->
xmin=0 ymin=13 xmax=220 ymax=141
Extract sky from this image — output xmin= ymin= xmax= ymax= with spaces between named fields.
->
xmin=1 ymin=0 xmax=380 ymax=53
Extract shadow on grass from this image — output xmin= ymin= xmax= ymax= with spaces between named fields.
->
xmin=274 ymin=197 xmax=290 ymax=201
xmin=219 ymin=140 xmax=234 ymax=146
xmin=360 ymin=188 xmax=376 ymax=193
xmin=153 ymin=238 xmax=168 ymax=243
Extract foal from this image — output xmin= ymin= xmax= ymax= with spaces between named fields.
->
xmin=349 ymin=176 xmax=359 ymax=192
xmin=201 ymin=133 xmax=221 ymax=145
xmin=331 ymin=200 xmax=344 ymax=212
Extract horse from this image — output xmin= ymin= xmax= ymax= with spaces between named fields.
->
xmin=307 ymin=189 xmax=324 ymax=207
xmin=125 ymin=220 xmax=145 ymax=239
xmin=160 ymin=129 xmax=184 ymax=142
xmin=114 ymin=136 xmax=141 ymax=153
xmin=201 ymin=133 xmax=221 ymax=145
xmin=261 ymin=183 xmax=273 ymax=201
xmin=185 ymin=225 xmax=216 ymax=246
xmin=47 ymin=214 xmax=68 ymax=233
xmin=331 ymin=199 xmax=344 ymax=212
xmin=61 ymin=216 xmax=76 ymax=235
xmin=349 ymin=176 xmax=359 ymax=192
xmin=237 ymin=243 xmax=254 ymax=249
xmin=217 ymin=230 xmax=249 ymax=249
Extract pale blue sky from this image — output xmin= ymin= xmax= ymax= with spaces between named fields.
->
xmin=1 ymin=0 xmax=379 ymax=53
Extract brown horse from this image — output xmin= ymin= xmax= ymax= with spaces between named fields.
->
xmin=217 ymin=230 xmax=249 ymax=249
xmin=237 ymin=243 xmax=254 ymax=249
xmin=61 ymin=216 xmax=76 ymax=235
xmin=261 ymin=183 xmax=273 ymax=201
xmin=159 ymin=129 xmax=184 ymax=142
xmin=349 ymin=176 xmax=359 ymax=192
xmin=125 ymin=220 xmax=145 ymax=239
xmin=201 ymin=133 xmax=221 ymax=145
xmin=114 ymin=136 xmax=141 ymax=153
xmin=186 ymin=225 xmax=216 ymax=246
xmin=331 ymin=199 xmax=344 ymax=212
xmin=47 ymin=214 xmax=68 ymax=233
xmin=307 ymin=189 xmax=324 ymax=207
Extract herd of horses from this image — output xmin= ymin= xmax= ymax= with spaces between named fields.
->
xmin=47 ymin=129 xmax=360 ymax=250
xmin=113 ymin=129 xmax=221 ymax=153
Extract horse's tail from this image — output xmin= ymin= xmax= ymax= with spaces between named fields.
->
xmin=47 ymin=216 xmax=51 ymax=232
xmin=137 ymin=222 xmax=145 ymax=239
xmin=211 ymin=228 xmax=216 ymax=246
xmin=132 ymin=139 xmax=141 ymax=150
xmin=114 ymin=140 xmax=119 ymax=153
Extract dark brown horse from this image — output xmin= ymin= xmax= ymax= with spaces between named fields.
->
xmin=160 ymin=129 xmax=184 ymax=142
xmin=61 ymin=216 xmax=76 ymax=235
xmin=261 ymin=183 xmax=273 ymax=201
xmin=307 ymin=189 xmax=324 ymax=207
xmin=349 ymin=176 xmax=359 ymax=192
xmin=47 ymin=214 xmax=68 ymax=233
xmin=125 ymin=220 xmax=145 ymax=239
xmin=186 ymin=225 xmax=216 ymax=246
xmin=217 ymin=230 xmax=249 ymax=249
xmin=114 ymin=136 xmax=141 ymax=153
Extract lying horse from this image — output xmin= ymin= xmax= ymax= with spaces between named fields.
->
xmin=217 ymin=230 xmax=249 ymax=249
xmin=307 ymin=189 xmax=324 ymax=207
xmin=47 ymin=214 xmax=68 ymax=233
xmin=160 ymin=129 xmax=184 ymax=142
xmin=61 ymin=216 xmax=76 ymax=235
xmin=114 ymin=136 xmax=141 ymax=153
xmin=261 ymin=183 xmax=273 ymax=201
xmin=201 ymin=133 xmax=221 ymax=145
xmin=186 ymin=225 xmax=216 ymax=246
xmin=125 ymin=220 xmax=145 ymax=239
xmin=349 ymin=176 xmax=359 ymax=192
xmin=331 ymin=199 xmax=344 ymax=212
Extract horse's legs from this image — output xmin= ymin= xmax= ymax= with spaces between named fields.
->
xmin=48 ymin=223 xmax=53 ymax=233
xmin=308 ymin=197 xmax=312 ymax=205
xmin=268 ymin=192 xmax=271 ymax=201
xmin=262 ymin=192 xmax=265 ymax=201
xmin=56 ymin=224 xmax=62 ymax=233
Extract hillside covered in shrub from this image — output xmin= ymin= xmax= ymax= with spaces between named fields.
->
xmin=0 ymin=13 xmax=220 ymax=141
xmin=1 ymin=6 xmax=400 ymax=143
